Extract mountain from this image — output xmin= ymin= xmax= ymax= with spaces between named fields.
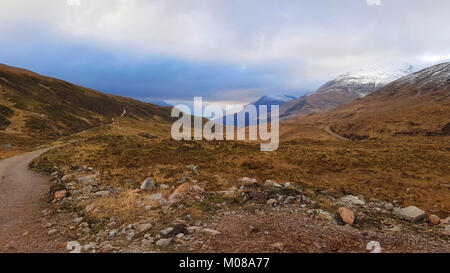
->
xmin=280 ymin=64 xmax=418 ymax=120
xmin=218 ymin=94 xmax=297 ymax=127
xmin=295 ymin=62 xmax=450 ymax=139
xmin=0 ymin=64 xmax=173 ymax=139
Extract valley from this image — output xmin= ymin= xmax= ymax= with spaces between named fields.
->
xmin=0 ymin=63 xmax=449 ymax=253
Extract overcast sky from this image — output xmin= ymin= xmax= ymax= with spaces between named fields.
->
xmin=1 ymin=0 xmax=449 ymax=104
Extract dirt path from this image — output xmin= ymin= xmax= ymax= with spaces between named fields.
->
xmin=0 ymin=148 xmax=64 ymax=252
xmin=324 ymin=124 xmax=350 ymax=141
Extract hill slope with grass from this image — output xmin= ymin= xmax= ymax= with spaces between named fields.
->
xmin=0 ymin=64 xmax=172 ymax=141
xmin=292 ymin=62 xmax=450 ymax=139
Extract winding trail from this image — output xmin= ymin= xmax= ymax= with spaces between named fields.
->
xmin=0 ymin=148 xmax=61 ymax=252
xmin=324 ymin=124 xmax=350 ymax=141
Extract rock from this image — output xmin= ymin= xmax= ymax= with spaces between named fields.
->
xmin=140 ymin=177 xmax=156 ymax=191
xmin=82 ymin=185 xmax=93 ymax=194
xmin=202 ymin=228 xmax=221 ymax=236
xmin=176 ymin=233 xmax=184 ymax=239
xmin=74 ymin=217 xmax=83 ymax=224
xmin=366 ymin=241 xmax=382 ymax=253
xmin=341 ymin=195 xmax=366 ymax=206
xmin=149 ymin=193 xmax=163 ymax=201
xmin=338 ymin=207 xmax=355 ymax=225
xmin=48 ymin=229 xmax=58 ymax=235
xmin=241 ymin=177 xmax=257 ymax=184
xmin=85 ymin=204 xmax=95 ymax=213
xmin=159 ymin=184 xmax=169 ymax=189
xmin=191 ymin=185 xmax=204 ymax=194
xmin=186 ymin=165 xmax=200 ymax=175
xmin=264 ymin=180 xmax=282 ymax=188
xmin=77 ymin=176 xmax=97 ymax=185
xmin=108 ymin=230 xmax=118 ymax=237
xmin=61 ymin=174 xmax=75 ymax=182
xmin=43 ymin=222 xmax=54 ymax=228
xmin=283 ymin=182 xmax=293 ymax=189
xmin=54 ymin=190 xmax=67 ymax=200
xmin=156 ymin=238 xmax=171 ymax=247
xmin=187 ymin=226 xmax=202 ymax=234
xmin=393 ymin=206 xmax=425 ymax=222
xmin=160 ymin=227 xmax=174 ymax=236
xmin=95 ymin=190 xmax=110 ymax=197
xmin=135 ymin=223 xmax=153 ymax=233
xmin=428 ymin=215 xmax=441 ymax=226
xmin=22 ymin=231 xmax=30 ymax=237
xmin=98 ymin=244 xmax=114 ymax=253
xmin=270 ymin=243 xmax=283 ymax=251
xmin=266 ymin=199 xmax=278 ymax=205
xmin=160 ymin=199 xmax=169 ymax=206
xmin=83 ymin=242 xmax=97 ymax=252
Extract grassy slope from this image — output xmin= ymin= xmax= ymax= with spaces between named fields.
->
xmin=32 ymin=118 xmax=450 ymax=216
xmin=0 ymin=64 xmax=172 ymax=140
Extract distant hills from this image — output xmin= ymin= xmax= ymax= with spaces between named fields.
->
xmin=280 ymin=64 xmax=418 ymax=120
xmin=293 ymin=62 xmax=450 ymax=139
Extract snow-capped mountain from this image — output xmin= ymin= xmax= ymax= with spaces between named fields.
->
xmin=280 ymin=64 xmax=419 ymax=120
xmin=250 ymin=95 xmax=297 ymax=108
xmin=316 ymin=64 xmax=417 ymax=97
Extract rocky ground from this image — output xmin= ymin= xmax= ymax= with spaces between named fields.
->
xmin=7 ymin=163 xmax=447 ymax=253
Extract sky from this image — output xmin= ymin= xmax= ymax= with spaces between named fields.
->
xmin=1 ymin=0 xmax=449 ymax=105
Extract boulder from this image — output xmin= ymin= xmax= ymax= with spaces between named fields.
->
xmin=393 ymin=206 xmax=425 ymax=222
xmin=140 ymin=177 xmax=156 ymax=191
xmin=428 ymin=215 xmax=441 ymax=226
xmin=264 ymin=180 xmax=282 ymax=188
xmin=54 ymin=190 xmax=67 ymax=200
xmin=160 ymin=227 xmax=174 ymax=236
xmin=156 ymin=238 xmax=171 ymax=247
xmin=202 ymin=228 xmax=222 ymax=236
xmin=338 ymin=207 xmax=355 ymax=225
xmin=135 ymin=223 xmax=152 ymax=233
xmin=340 ymin=195 xmax=365 ymax=206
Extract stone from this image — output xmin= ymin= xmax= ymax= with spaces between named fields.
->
xmin=54 ymin=190 xmax=67 ymax=200
xmin=140 ymin=177 xmax=156 ymax=191
xmin=270 ymin=243 xmax=283 ymax=251
xmin=338 ymin=207 xmax=355 ymax=225
xmin=341 ymin=195 xmax=366 ymax=206
xmin=135 ymin=223 xmax=153 ymax=233
xmin=160 ymin=199 xmax=169 ymax=206
xmin=264 ymin=180 xmax=282 ymax=188
xmin=48 ymin=229 xmax=58 ymax=235
xmin=160 ymin=227 xmax=174 ymax=236
xmin=202 ymin=228 xmax=221 ymax=236
xmin=283 ymin=182 xmax=293 ymax=189
xmin=149 ymin=193 xmax=163 ymax=201
xmin=393 ymin=206 xmax=425 ymax=222
xmin=159 ymin=184 xmax=169 ymax=189
xmin=186 ymin=165 xmax=200 ymax=175
xmin=61 ymin=174 xmax=75 ymax=182
xmin=187 ymin=226 xmax=202 ymax=234
xmin=85 ymin=204 xmax=95 ymax=213
xmin=241 ymin=177 xmax=257 ymax=184
xmin=266 ymin=199 xmax=278 ymax=205
xmin=428 ymin=215 xmax=441 ymax=225
xmin=176 ymin=233 xmax=184 ymax=239
xmin=191 ymin=185 xmax=204 ymax=194
xmin=156 ymin=238 xmax=171 ymax=247
xmin=98 ymin=244 xmax=114 ymax=253
xmin=95 ymin=190 xmax=110 ymax=197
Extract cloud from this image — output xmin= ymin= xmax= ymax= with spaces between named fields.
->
xmin=0 ymin=0 xmax=449 ymax=101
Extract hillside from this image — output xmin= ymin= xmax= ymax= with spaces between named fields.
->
xmin=294 ymin=62 xmax=450 ymax=139
xmin=280 ymin=65 xmax=417 ymax=120
xmin=0 ymin=64 xmax=172 ymax=140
